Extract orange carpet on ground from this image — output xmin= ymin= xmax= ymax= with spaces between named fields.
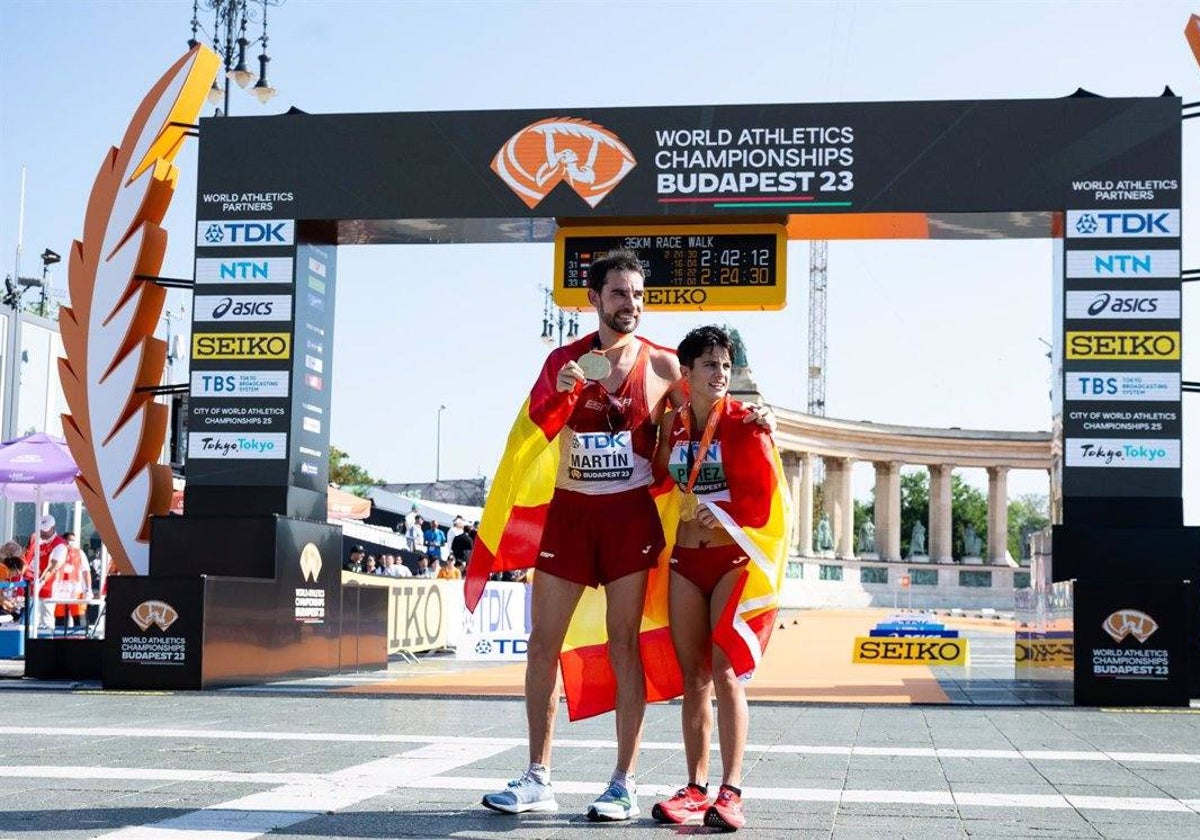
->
xmin=336 ymin=608 xmax=1009 ymax=704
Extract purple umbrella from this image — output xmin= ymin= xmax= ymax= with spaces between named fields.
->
xmin=0 ymin=433 xmax=81 ymax=502
xmin=0 ymin=433 xmax=82 ymax=636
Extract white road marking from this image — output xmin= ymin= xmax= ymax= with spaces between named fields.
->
xmin=4 ymin=764 xmax=1199 ymax=817
xmin=93 ymin=740 xmax=512 ymax=839
xmin=4 ymin=726 xmax=1200 ymax=765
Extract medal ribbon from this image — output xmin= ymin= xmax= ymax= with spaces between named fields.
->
xmin=678 ymin=397 xmax=725 ymax=494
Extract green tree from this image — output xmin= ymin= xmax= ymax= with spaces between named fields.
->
xmin=329 ymin=446 xmax=383 ymax=489
xmin=1007 ymin=493 xmax=1050 ymax=561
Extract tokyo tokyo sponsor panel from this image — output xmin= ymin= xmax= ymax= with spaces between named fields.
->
xmin=1064 ymin=438 xmax=1180 ymax=469
xmin=187 ymin=432 xmax=287 ymax=460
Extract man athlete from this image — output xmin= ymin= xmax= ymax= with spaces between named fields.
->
xmin=479 ymin=250 xmax=768 ymax=822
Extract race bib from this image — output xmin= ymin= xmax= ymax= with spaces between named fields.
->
xmin=565 ymin=430 xmax=634 ymax=482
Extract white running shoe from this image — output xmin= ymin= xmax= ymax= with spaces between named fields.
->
xmin=587 ymin=779 xmax=640 ymax=821
xmin=481 ymin=770 xmax=558 ymax=814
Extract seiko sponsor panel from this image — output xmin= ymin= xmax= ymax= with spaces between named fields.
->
xmin=1065 ymin=331 xmax=1180 ymax=360
xmin=194 ymin=294 xmax=293 ymax=322
xmin=1065 ymin=438 xmax=1180 ymax=468
xmin=1065 ymin=290 xmax=1179 ymax=320
xmin=196 ymin=219 xmax=295 ymax=247
xmin=1066 ymin=209 xmax=1180 ymax=238
xmin=1065 ymin=250 xmax=1179 ymax=279
xmin=187 ymin=432 xmax=288 ymax=459
xmin=852 ymin=637 xmax=969 ymax=665
xmin=192 ymin=332 xmax=291 ymax=360
xmin=1065 ymin=372 xmax=1179 ymax=402
xmin=194 ymin=257 xmax=294 ymax=285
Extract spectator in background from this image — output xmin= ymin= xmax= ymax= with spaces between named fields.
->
xmin=451 ymin=525 xmax=475 ymax=564
xmin=447 ymin=516 xmax=466 ymax=550
xmin=424 ymin=519 xmax=446 ymax=562
xmin=55 ymin=532 xmax=91 ymax=631
xmin=394 ymin=557 xmax=413 ymax=578
xmin=24 ymin=515 xmax=68 ymax=631
xmin=438 ymin=558 xmax=462 ymax=580
xmin=364 ymin=556 xmax=378 ymax=575
xmin=416 ymin=557 xmax=430 ymax=578
xmin=344 ymin=545 xmax=365 ymax=573
xmin=409 ymin=515 xmax=426 ymax=555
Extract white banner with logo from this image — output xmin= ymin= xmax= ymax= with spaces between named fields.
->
xmin=456 ymin=581 xmax=531 ymax=661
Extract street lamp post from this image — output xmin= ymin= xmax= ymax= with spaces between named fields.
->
xmin=188 ymin=0 xmax=280 ymax=117
xmin=436 ymin=404 xmax=446 ymax=482
xmin=540 ymin=286 xmax=579 ymax=347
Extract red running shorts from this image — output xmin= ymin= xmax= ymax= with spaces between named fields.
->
xmin=670 ymin=543 xmax=750 ymax=598
xmin=537 ymin=487 xmax=665 ymax=587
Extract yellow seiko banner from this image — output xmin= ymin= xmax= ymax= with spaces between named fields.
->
xmin=852 ymin=636 xmax=969 ymax=665
xmin=343 ymin=573 xmax=452 ymax=655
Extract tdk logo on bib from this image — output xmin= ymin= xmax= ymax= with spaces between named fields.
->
xmin=574 ymin=432 xmax=629 ymax=449
xmin=1067 ymin=210 xmax=1179 ymax=238
xmin=197 ymin=219 xmax=295 ymax=247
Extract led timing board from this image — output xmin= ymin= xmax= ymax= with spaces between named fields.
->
xmin=553 ymin=224 xmax=787 ymax=311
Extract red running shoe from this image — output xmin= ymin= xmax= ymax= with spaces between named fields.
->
xmin=704 ymin=786 xmax=746 ymax=831
xmin=651 ymin=784 xmax=712 ymax=824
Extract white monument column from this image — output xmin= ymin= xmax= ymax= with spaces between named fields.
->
xmin=987 ymin=466 xmax=1009 ymax=564
xmin=825 ymin=456 xmax=855 ymax=558
xmin=929 ymin=464 xmax=954 ymax=563
xmin=780 ymin=451 xmax=802 ymax=553
xmin=873 ymin=461 xmax=902 ymax=561
xmin=797 ymin=452 xmax=814 ymax=555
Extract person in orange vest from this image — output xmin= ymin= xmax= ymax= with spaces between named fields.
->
xmin=23 ymin=515 xmax=67 ymax=631
xmin=53 ymin=531 xmax=92 ymax=630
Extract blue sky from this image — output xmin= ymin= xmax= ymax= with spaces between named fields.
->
xmin=3 ymin=0 xmax=1200 ymax=516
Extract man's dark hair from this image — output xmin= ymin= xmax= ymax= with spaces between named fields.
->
xmin=677 ymin=325 xmax=734 ymax=368
xmin=587 ymin=249 xmax=644 ymax=293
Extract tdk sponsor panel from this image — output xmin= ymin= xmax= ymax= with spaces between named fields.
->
xmin=194 ymin=295 xmax=293 ymax=323
xmin=1066 ymin=209 xmax=1180 ymax=238
xmin=1065 ymin=291 xmax=1179 ymax=320
xmin=196 ymin=219 xmax=295 ymax=247
xmin=1065 ymin=372 xmax=1180 ymax=402
xmin=1065 ymin=438 xmax=1180 ymax=469
xmin=1065 ymin=250 xmax=1179 ymax=279
xmin=190 ymin=371 xmax=291 ymax=399
xmin=195 ymin=257 xmax=294 ymax=284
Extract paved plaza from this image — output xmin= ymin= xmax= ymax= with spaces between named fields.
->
xmin=1 ymin=663 xmax=1199 ymax=839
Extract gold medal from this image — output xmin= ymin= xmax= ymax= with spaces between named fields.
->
xmin=577 ymin=351 xmax=612 ymax=381
xmin=679 ymin=492 xmax=697 ymax=522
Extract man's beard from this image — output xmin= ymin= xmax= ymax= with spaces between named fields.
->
xmin=600 ymin=306 xmax=639 ymax=335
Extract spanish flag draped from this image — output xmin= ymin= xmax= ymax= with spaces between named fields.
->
xmin=465 ymin=336 xmax=790 ymax=721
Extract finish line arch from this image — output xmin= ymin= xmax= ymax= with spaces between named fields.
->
xmin=110 ymin=83 xmax=1194 ymax=705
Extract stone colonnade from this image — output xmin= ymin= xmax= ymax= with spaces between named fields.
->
xmin=772 ymin=411 xmax=1056 ymax=565
xmin=780 ymin=456 xmax=1018 ymax=564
